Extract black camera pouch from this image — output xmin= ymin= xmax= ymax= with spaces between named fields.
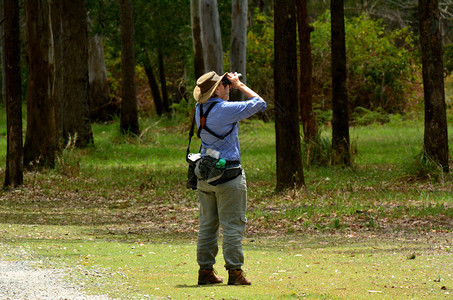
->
xmin=197 ymin=156 xmax=224 ymax=185
xmin=196 ymin=156 xmax=242 ymax=186
xmin=186 ymin=155 xmax=201 ymax=190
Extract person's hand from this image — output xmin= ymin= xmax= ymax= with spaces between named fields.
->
xmin=225 ymin=72 xmax=260 ymax=99
xmin=226 ymin=72 xmax=242 ymax=89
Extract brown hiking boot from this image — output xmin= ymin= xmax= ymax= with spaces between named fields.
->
xmin=198 ymin=268 xmax=223 ymax=285
xmin=228 ymin=269 xmax=251 ymax=285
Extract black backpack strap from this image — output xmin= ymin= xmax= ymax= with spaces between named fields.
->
xmin=186 ymin=112 xmax=196 ymax=158
xmin=197 ymin=102 xmax=236 ymax=140
xmin=203 ymin=122 xmax=236 ymax=140
xmin=186 ymin=110 xmax=202 ymax=161
xmin=197 ymin=102 xmax=217 ymax=138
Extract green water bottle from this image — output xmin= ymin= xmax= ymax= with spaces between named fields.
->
xmin=215 ymin=158 xmax=226 ymax=169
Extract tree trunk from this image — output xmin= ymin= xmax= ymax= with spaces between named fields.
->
xmin=158 ymin=48 xmax=170 ymax=113
xmin=4 ymin=0 xmax=23 ymax=187
xmin=230 ymin=0 xmax=248 ymax=101
xmin=297 ymin=0 xmax=318 ymax=142
xmin=1 ymin=0 xmax=6 ymax=106
xmin=120 ymin=0 xmax=140 ymax=135
xmin=143 ymin=53 xmax=163 ymax=116
xmin=274 ymin=0 xmax=305 ymax=190
xmin=51 ymin=0 xmax=63 ymax=147
xmin=419 ymin=0 xmax=449 ymax=172
xmin=61 ymin=0 xmax=93 ymax=147
xmin=24 ymin=0 xmax=58 ymax=168
xmin=190 ymin=0 xmax=205 ymax=79
xmin=331 ymin=0 xmax=350 ymax=166
xmin=200 ymin=0 xmax=223 ymax=74
xmin=88 ymin=34 xmax=114 ymax=122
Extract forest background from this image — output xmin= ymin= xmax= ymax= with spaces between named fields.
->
xmin=4 ymin=0 xmax=453 ymax=124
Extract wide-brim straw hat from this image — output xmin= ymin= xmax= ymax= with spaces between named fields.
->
xmin=193 ymin=71 xmax=227 ymax=104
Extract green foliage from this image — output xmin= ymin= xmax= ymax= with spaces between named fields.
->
xmin=443 ymin=42 xmax=453 ymax=76
xmin=301 ymin=134 xmax=333 ymax=168
xmin=246 ymin=9 xmax=274 ymax=106
xmin=88 ymin=0 xmax=193 ymax=109
xmin=169 ymin=97 xmax=197 ymax=125
xmin=245 ymin=10 xmax=420 ymax=124
xmin=313 ymin=106 xmax=332 ymax=126
xmin=311 ymin=12 xmax=420 ymax=115
xmin=87 ymin=0 xmax=120 ymax=38
xmin=103 ymin=43 xmax=122 ymax=101
xmin=352 ymin=106 xmax=390 ymax=126
xmin=404 ymin=151 xmax=453 ymax=183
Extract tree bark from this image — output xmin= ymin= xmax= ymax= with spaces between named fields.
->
xmin=51 ymin=0 xmax=63 ymax=146
xmin=4 ymin=0 xmax=23 ymax=187
xmin=419 ymin=0 xmax=449 ymax=172
xmin=1 ymin=0 xmax=6 ymax=106
xmin=230 ymin=0 xmax=248 ymax=100
xmin=143 ymin=53 xmax=163 ymax=116
xmin=297 ymin=0 xmax=318 ymax=142
xmin=158 ymin=48 xmax=169 ymax=113
xmin=88 ymin=34 xmax=114 ymax=122
xmin=24 ymin=0 xmax=58 ymax=168
xmin=331 ymin=0 xmax=350 ymax=166
xmin=120 ymin=0 xmax=140 ymax=135
xmin=61 ymin=0 xmax=93 ymax=147
xmin=274 ymin=0 xmax=305 ymax=190
xmin=200 ymin=0 xmax=223 ymax=74
xmin=190 ymin=0 xmax=205 ymax=79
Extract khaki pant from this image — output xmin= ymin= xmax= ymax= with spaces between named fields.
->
xmin=196 ymin=171 xmax=247 ymax=270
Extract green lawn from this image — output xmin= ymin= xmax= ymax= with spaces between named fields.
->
xmin=0 ymin=113 xmax=452 ymax=298
xmin=1 ymin=225 xmax=451 ymax=299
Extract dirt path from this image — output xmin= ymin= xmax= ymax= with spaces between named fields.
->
xmin=0 ymin=259 xmax=110 ymax=300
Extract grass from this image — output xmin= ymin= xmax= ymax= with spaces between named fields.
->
xmin=1 ymin=224 xmax=452 ymax=299
xmin=0 ymin=111 xmax=452 ymax=298
xmin=350 ymin=120 xmax=423 ymax=166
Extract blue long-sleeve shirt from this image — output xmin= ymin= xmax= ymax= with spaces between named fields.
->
xmin=195 ymin=96 xmax=267 ymax=162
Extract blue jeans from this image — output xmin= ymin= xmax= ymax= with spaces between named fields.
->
xmin=196 ymin=171 xmax=247 ymax=270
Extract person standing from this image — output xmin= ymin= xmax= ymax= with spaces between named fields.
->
xmin=193 ymin=71 xmax=267 ymax=285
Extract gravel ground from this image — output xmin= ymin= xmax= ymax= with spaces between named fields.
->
xmin=0 ymin=259 xmax=111 ymax=300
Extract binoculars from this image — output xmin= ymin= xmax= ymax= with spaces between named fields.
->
xmin=222 ymin=73 xmax=242 ymax=85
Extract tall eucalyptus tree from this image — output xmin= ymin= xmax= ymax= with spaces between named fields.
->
xmin=331 ymin=0 xmax=350 ymax=166
xmin=61 ymin=0 xmax=93 ymax=146
xmin=4 ymin=0 xmax=23 ymax=186
xmin=274 ymin=0 xmax=305 ymax=190
xmin=230 ymin=0 xmax=248 ymax=100
xmin=191 ymin=0 xmax=205 ymax=79
xmin=200 ymin=0 xmax=223 ymax=74
xmin=419 ymin=0 xmax=450 ymax=172
xmin=24 ymin=0 xmax=58 ymax=167
xmin=120 ymin=0 xmax=140 ymax=135
xmin=297 ymin=0 xmax=318 ymax=142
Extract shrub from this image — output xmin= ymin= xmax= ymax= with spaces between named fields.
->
xmin=352 ymin=107 xmax=389 ymax=126
xmin=403 ymin=151 xmax=452 ymax=183
xmin=311 ymin=12 xmax=420 ymax=115
xmin=301 ymin=134 xmax=333 ymax=168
